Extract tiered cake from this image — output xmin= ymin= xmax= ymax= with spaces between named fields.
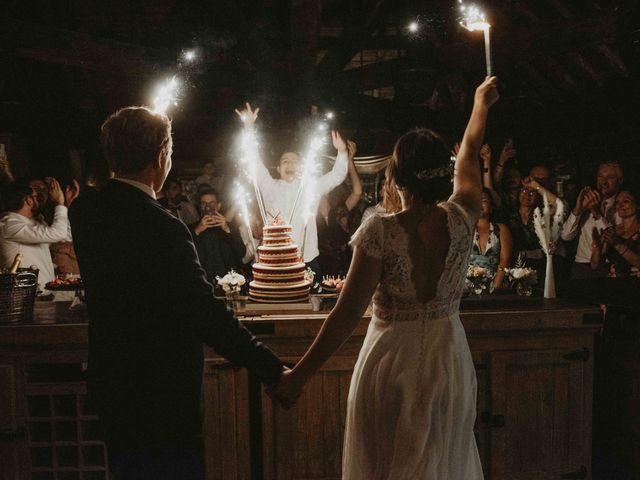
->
xmin=249 ymin=223 xmax=311 ymax=303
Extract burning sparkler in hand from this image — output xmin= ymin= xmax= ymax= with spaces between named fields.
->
xmin=458 ymin=1 xmax=493 ymax=76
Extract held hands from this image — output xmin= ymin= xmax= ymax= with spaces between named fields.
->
xmin=474 ymin=76 xmax=499 ymax=110
xmin=332 ymin=131 xmax=347 ymax=153
xmin=235 ymin=102 xmax=260 ymax=128
xmin=266 ymin=368 xmax=305 ymax=410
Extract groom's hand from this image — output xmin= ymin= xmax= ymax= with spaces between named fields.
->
xmin=266 ymin=368 xmax=303 ymax=410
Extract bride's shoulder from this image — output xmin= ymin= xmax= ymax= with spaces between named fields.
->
xmin=438 ymin=199 xmax=477 ymax=234
xmin=350 ymin=213 xmax=388 ymax=259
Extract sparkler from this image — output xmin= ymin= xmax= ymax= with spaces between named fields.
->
xmin=182 ymin=49 xmax=197 ymax=62
xmin=151 ymin=76 xmax=180 ymax=114
xmin=288 ymin=123 xmax=327 ymax=226
xmin=234 ymin=181 xmax=258 ymax=252
xmin=238 ymin=127 xmax=268 ymax=223
xmin=458 ymin=1 xmax=493 ymax=76
xmin=408 ymin=21 xmax=420 ymax=33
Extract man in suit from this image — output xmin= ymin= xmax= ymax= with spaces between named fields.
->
xmin=70 ymin=106 xmax=284 ymax=480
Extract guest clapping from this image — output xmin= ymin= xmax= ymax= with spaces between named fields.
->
xmin=562 ymin=162 xmax=623 ymax=278
xmin=591 ymin=188 xmax=640 ymax=278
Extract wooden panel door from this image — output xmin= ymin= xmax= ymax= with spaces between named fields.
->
xmin=0 ymin=362 xmax=28 ymax=480
xmin=261 ymin=356 xmax=355 ymax=480
xmin=203 ymin=362 xmax=251 ymax=480
xmin=489 ymin=349 xmax=592 ymax=480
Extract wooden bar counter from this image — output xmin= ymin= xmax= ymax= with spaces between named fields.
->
xmin=0 ymin=296 xmax=601 ymax=480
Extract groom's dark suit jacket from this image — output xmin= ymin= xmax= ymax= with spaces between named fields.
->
xmin=69 ymin=180 xmax=282 ymax=449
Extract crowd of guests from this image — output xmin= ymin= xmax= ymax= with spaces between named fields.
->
xmin=465 ymin=142 xmax=639 ymax=293
xmin=1 ymin=135 xmax=638 ymax=299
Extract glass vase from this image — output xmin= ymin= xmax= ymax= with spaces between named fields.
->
xmin=225 ymin=292 xmax=247 ymax=313
xmin=516 ymin=282 xmax=533 ymax=297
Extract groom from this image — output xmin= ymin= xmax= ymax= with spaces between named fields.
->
xmin=69 ymin=106 xmax=284 ymax=479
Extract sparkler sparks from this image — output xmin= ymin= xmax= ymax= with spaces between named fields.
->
xmin=182 ymin=49 xmax=197 ymax=62
xmin=151 ymin=76 xmax=180 ymax=114
xmin=238 ymin=127 xmax=267 ymax=223
xmin=458 ymin=2 xmax=489 ymax=31
xmin=457 ymin=1 xmax=493 ymax=76
xmin=234 ymin=181 xmax=258 ymax=251
xmin=289 ymin=121 xmax=328 ymax=226
xmin=408 ymin=21 xmax=420 ymax=33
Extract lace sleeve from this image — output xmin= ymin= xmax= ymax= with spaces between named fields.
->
xmin=350 ymin=214 xmax=384 ymax=259
xmin=442 ymin=200 xmax=475 ymax=238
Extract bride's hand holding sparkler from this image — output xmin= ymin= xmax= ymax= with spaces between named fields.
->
xmin=474 ymin=76 xmax=499 ymax=110
xmin=331 ymin=130 xmax=347 ymax=153
xmin=235 ymin=102 xmax=260 ymax=128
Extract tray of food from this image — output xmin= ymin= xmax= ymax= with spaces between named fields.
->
xmin=320 ymin=276 xmax=345 ymax=294
xmin=45 ymin=275 xmax=83 ymax=291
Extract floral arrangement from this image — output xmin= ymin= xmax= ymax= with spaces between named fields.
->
xmin=504 ymin=257 xmax=537 ymax=296
xmin=304 ymin=268 xmax=315 ymax=284
xmin=465 ymin=265 xmax=495 ymax=295
xmin=216 ymin=270 xmax=246 ymax=294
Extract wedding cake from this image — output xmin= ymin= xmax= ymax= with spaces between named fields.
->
xmin=249 ymin=223 xmax=311 ymax=303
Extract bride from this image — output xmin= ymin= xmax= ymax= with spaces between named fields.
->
xmin=275 ymin=77 xmax=499 ymax=479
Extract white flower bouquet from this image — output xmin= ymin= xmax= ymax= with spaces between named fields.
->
xmin=504 ymin=258 xmax=538 ymax=296
xmin=304 ymin=268 xmax=315 ymax=284
xmin=465 ymin=265 xmax=495 ymax=296
xmin=216 ymin=270 xmax=246 ymax=294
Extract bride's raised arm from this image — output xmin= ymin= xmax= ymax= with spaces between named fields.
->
xmin=451 ymin=77 xmax=499 ymax=219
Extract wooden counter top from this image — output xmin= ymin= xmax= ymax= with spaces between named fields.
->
xmin=0 ymin=295 xmax=601 ymax=347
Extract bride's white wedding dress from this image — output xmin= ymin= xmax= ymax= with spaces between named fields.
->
xmin=344 ymin=200 xmax=483 ymax=479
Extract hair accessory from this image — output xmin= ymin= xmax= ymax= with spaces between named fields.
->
xmin=414 ymin=162 xmax=455 ymax=181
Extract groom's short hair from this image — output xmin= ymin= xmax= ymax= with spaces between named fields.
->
xmin=100 ymin=106 xmax=171 ymax=175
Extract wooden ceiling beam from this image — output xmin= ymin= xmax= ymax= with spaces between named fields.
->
xmin=332 ymin=12 xmax=621 ymax=95
xmin=0 ymin=16 xmax=168 ymax=76
xmin=315 ymin=0 xmax=398 ymax=79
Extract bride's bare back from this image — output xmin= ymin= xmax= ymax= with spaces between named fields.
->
xmin=396 ymin=205 xmax=450 ymax=304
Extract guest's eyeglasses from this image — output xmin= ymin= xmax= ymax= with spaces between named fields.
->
xmin=520 ymin=189 xmax=537 ymax=196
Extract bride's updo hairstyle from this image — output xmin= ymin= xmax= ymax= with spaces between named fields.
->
xmin=387 ymin=128 xmax=453 ymax=206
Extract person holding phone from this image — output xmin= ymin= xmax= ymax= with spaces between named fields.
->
xmin=190 ymin=187 xmax=246 ymax=285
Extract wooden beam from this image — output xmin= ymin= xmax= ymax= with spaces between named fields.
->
xmin=0 ymin=16 xmax=168 ymax=76
xmin=315 ymin=0 xmax=398 ymax=79
xmin=332 ymin=12 xmax=622 ymax=94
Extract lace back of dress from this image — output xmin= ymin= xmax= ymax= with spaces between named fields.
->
xmin=373 ymin=201 xmax=474 ymax=322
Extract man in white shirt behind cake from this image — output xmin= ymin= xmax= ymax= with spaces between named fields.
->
xmin=236 ymin=103 xmax=348 ymax=280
